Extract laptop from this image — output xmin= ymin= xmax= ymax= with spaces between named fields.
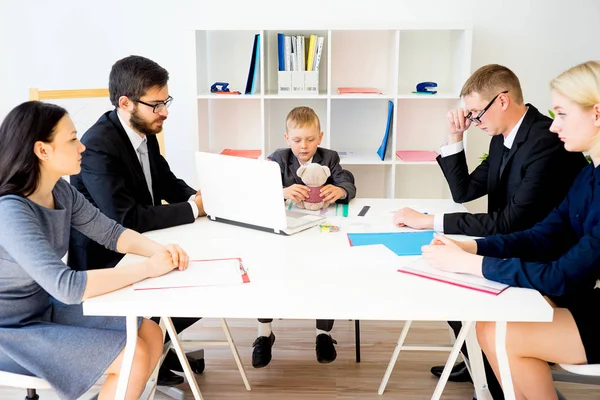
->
xmin=195 ymin=151 xmax=327 ymax=235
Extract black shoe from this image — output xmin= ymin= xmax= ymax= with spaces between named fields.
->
xmin=430 ymin=361 xmax=472 ymax=382
xmin=252 ymin=333 xmax=275 ymax=368
xmin=162 ymin=350 xmax=205 ymax=374
xmin=157 ymin=367 xmax=184 ymax=386
xmin=316 ymin=333 xmax=337 ymax=363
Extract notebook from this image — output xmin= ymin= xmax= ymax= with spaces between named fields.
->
xmin=133 ymin=258 xmax=250 ymax=290
xmin=347 ymin=231 xmax=435 ymax=256
xmin=397 ymin=257 xmax=509 ymax=295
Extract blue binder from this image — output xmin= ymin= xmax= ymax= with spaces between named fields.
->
xmin=376 ymin=100 xmax=393 ymax=161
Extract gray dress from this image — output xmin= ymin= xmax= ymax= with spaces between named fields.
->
xmin=0 ymin=178 xmax=133 ymax=399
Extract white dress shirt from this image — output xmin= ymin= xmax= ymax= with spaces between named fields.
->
xmin=117 ymin=112 xmax=198 ymax=218
xmin=433 ymin=108 xmax=528 ymax=232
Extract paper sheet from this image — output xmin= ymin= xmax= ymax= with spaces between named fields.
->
xmin=133 ymin=259 xmax=247 ymax=290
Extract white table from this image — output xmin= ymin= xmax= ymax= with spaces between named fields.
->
xmin=83 ymin=199 xmax=553 ymax=400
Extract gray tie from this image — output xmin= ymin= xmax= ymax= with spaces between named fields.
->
xmin=137 ymin=139 xmax=154 ymax=204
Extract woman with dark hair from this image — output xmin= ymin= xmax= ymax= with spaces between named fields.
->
xmin=0 ymin=101 xmax=189 ymax=399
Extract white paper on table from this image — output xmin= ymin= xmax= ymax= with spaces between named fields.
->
xmin=133 ymin=258 xmax=248 ymax=290
xmin=398 ymin=257 xmax=509 ymax=295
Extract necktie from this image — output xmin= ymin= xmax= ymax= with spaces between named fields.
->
xmin=137 ymin=139 xmax=154 ymax=204
xmin=499 ymin=145 xmax=510 ymax=177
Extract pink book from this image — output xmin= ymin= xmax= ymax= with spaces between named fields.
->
xmin=396 ymin=150 xmax=439 ymax=162
xmin=337 ymin=87 xmax=382 ymax=95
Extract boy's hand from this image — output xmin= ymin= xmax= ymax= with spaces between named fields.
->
xmin=320 ymin=185 xmax=345 ymax=205
xmin=284 ymin=184 xmax=310 ymax=203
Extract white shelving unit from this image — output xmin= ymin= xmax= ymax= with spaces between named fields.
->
xmin=193 ymin=27 xmax=472 ymax=199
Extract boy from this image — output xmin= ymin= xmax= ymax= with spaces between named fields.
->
xmin=252 ymin=106 xmax=356 ymax=368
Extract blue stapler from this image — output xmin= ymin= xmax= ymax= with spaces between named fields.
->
xmin=413 ymin=81 xmax=438 ymax=95
xmin=211 ymin=82 xmax=231 ymax=93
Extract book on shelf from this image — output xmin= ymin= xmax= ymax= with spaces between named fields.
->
xmin=245 ymin=34 xmax=260 ymax=95
xmin=277 ymin=33 xmax=323 ymax=72
xmin=220 ymin=149 xmax=261 ymax=159
xmin=396 ymin=150 xmax=439 ymax=162
xmin=337 ymin=87 xmax=383 ymax=95
xmin=376 ymin=100 xmax=394 ymax=161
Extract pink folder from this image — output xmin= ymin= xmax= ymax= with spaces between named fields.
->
xmin=337 ymin=87 xmax=382 ymax=95
xmin=396 ymin=150 xmax=439 ymax=162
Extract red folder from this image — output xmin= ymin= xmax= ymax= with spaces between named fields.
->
xmin=220 ymin=149 xmax=261 ymax=159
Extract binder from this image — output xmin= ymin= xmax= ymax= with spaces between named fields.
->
xmin=277 ymin=33 xmax=285 ymax=71
xmin=377 ymin=100 xmax=393 ymax=161
xmin=313 ymin=36 xmax=324 ymax=72
xmin=245 ymin=34 xmax=260 ymax=95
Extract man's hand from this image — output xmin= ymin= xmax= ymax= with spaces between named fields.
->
xmin=447 ymin=107 xmax=472 ymax=144
xmin=284 ymin=184 xmax=310 ymax=203
xmin=193 ymin=192 xmax=206 ymax=217
xmin=392 ymin=207 xmax=434 ymax=230
xmin=320 ymin=185 xmax=345 ymax=205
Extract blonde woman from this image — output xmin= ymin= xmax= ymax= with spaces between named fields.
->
xmin=421 ymin=60 xmax=600 ymax=400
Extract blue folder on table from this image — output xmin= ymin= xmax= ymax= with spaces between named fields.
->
xmin=347 ymin=231 xmax=434 ymax=256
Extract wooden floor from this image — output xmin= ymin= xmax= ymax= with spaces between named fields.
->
xmin=2 ymin=319 xmax=599 ymax=399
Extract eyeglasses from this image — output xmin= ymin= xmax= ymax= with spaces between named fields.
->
xmin=466 ymin=91 xmax=508 ymax=124
xmin=132 ymin=95 xmax=173 ymax=113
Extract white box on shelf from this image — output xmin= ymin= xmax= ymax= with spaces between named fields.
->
xmin=278 ymin=71 xmax=292 ymax=94
xmin=291 ymin=71 xmax=305 ymax=94
xmin=304 ymin=71 xmax=319 ymax=95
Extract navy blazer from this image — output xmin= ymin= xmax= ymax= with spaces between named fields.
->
xmin=478 ymin=163 xmax=600 ymax=298
xmin=267 ymin=147 xmax=356 ymax=203
xmin=437 ymin=104 xmax=587 ymax=236
xmin=68 ymin=110 xmax=196 ymax=271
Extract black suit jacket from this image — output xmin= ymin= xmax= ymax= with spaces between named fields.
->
xmin=437 ymin=104 xmax=587 ymax=236
xmin=267 ymin=147 xmax=356 ymax=202
xmin=68 ymin=110 xmax=197 ymax=270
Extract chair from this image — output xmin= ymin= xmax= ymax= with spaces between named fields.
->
xmin=553 ymin=362 xmax=600 ymax=385
xmin=0 ymin=370 xmax=98 ymax=400
xmin=28 ymin=87 xmax=166 ymax=156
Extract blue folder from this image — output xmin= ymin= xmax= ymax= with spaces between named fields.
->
xmin=376 ymin=100 xmax=393 ymax=161
xmin=347 ymin=231 xmax=434 ymax=256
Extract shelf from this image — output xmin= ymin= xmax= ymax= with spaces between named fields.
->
xmin=330 ymin=94 xmax=394 ymax=100
xmin=396 ymin=93 xmax=460 ymax=99
xmin=395 ymin=160 xmax=438 ymax=165
xmin=263 ymin=93 xmax=327 ymax=99
xmin=197 ymin=94 xmax=261 ymax=100
xmin=337 ymin=151 xmax=392 ymax=165
xmin=194 ymin=28 xmax=472 ymax=200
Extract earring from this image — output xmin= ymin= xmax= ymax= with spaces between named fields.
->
xmin=45 ymin=156 xmax=49 ymax=161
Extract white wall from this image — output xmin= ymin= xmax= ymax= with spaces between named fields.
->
xmin=1 ymin=0 xmax=599 ymax=210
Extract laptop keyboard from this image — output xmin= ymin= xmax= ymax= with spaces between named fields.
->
xmin=286 ymin=217 xmax=306 ymax=228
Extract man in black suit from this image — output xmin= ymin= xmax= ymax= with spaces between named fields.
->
xmin=69 ymin=55 xmax=206 ymax=386
xmin=392 ymin=64 xmax=587 ymax=399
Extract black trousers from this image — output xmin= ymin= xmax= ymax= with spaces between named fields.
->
xmin=151 ymin=317 xmax=201 ymax=369
xmin=448 ymin=321 xmax=504 ymax=400
xmin=258 ymin=318 xmax=334 ymax=332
